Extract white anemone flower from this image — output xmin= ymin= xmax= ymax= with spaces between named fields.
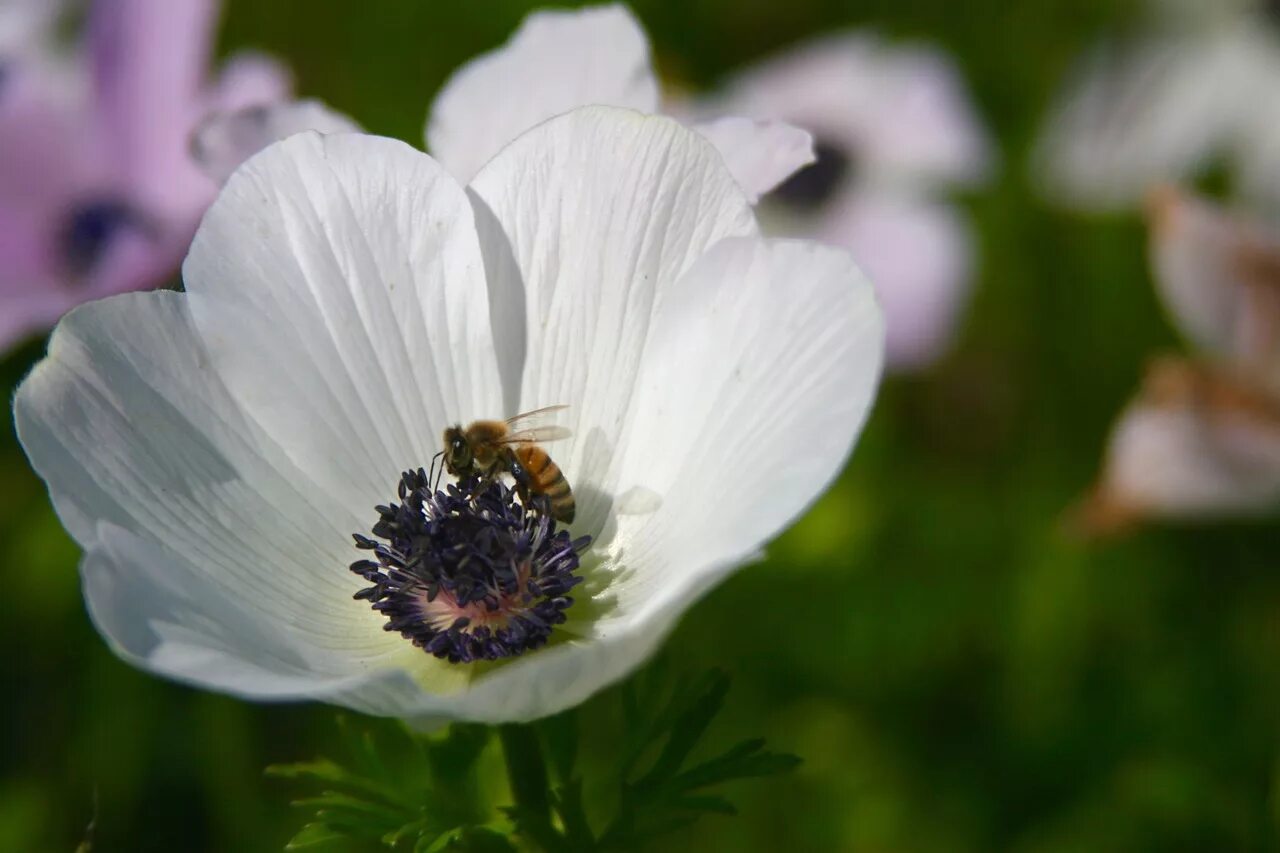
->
xmin=699 ymin=33 xmax=995 ymax=370
xmin=1077 ymin=187 xmax=1280 ymax=533
xmin=1034 ymin=0 xmax=1280 ymax=212
xmin=14 ymin=107 xmax=884 ymax=722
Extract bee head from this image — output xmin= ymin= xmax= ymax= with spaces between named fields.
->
xmin=441 ymin=426 xmax=472 ymax=474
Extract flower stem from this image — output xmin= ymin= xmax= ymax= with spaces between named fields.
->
xmin=498 ymin=724 xmax=562 ymax=851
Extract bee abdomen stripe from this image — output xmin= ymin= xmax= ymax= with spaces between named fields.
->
xmin=544 ymin=479 xmax=571 ymax=497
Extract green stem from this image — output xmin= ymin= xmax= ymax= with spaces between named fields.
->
xmin=498 ymin=724 xmax=562 ymax=852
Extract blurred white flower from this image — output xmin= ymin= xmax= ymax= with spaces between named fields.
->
xmin=202 ymin=5 xmax=815 ymax=204
xmin=1034 ymin=0 xmax=1280 ymax=211
xmin=424 ymin=4 xmax=815 ymax=200
xmin=1078 ymin=187 xmax=1280 ymax=532
xmin=703 ymin=33 xmax=995 ymax=369
xmin=15 ymin=108 xmax=884 ymax=723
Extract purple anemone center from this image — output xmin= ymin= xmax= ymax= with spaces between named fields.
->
xmin=350 ymin=471 xmax=589 ymax=664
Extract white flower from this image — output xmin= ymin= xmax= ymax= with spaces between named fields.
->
xmin=1034 ymin=0 xmax=1280 ymax=211
xmin=196 ymin=6 xmax=983 ymax=370
xmin=199 ymin=5 xmax=814 ymax=205
xmin=15 ymin=107 xmax=884 ymax=723
xmin=1077 ymin=187 xmax=1280 ymax=532
xmin=700 ymin=33 xmax=994 ymax=370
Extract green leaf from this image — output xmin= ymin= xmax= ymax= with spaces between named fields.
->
xmin=426 ymin=724 xmax=491 ymax=787
xmin=284 ymin=822 xmax=353 ymax=850
xmin=633 ymin=670 xmax=730 ymax=789
xmin=671 ymin=739 xmax=803 ymax=793
xmin=536 ymin=709 xmax=579 ymax=785
xmin=549 ymin=777 xmax=594 ymax=848
xmin=667 ymin=795 xmax=737 ymax=816
xmin=272 ymin=716 xmax=505 ymax=851
xmin=594 ymin=666 xmax=802 ymax=850
xmin=268 ymin=760 xmax=411 ymax=807
xmin=438 ymin=826 xmax=520 ymax=852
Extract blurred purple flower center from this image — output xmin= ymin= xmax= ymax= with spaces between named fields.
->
xmin=770 ymin=137 xmax=851 ymax=212
xmin=57 ymin=198 xmax=144 ymax=279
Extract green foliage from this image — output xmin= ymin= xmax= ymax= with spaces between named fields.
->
xmin=590 ymin=669 xmax=801 ymax=850
xmin=268 ymin=718 xmax=503 ymax=852
xmin=271 ymin=670 xmax=798 ymax=852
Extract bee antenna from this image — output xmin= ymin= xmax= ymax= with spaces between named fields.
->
xmin=429 ymin=450 xmax=444 ymax=492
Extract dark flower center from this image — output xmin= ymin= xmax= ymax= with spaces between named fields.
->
xmin=350 ymin=472 xmax=589 ymax=664
xmin=58 ymin=198 xmax=142 ymax=279
xmin=770 ymin=137 xmax=852 ymax=212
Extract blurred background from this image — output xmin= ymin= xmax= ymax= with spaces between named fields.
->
xmin=4 ymin=0 xmax=1280 ymax=850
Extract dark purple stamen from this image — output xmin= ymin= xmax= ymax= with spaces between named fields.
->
xmin=350 ymin=471 xmax=589 ymax=664
xmin=771 ymin=137 xmax=851 ymax=211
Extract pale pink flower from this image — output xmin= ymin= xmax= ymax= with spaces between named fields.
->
xmin=0 ymin=0 xmax=292 ymax=352
xmin=707 ymin=33 xmax=995 ymax=369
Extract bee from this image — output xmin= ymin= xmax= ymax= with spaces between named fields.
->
xmin=438 ymin=405 xmax=576 ymax=523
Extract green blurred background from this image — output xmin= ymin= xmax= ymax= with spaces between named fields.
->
xmin=5 ymin=0 xmax=1280 ymax=849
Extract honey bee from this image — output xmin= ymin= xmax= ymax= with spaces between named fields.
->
xmin=438 ymin=405 xmax=576 ymax=523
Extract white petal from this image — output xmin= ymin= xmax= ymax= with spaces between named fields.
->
xmin=1034 ymin=28 xmax=1273 ymax=211
xmin=1147 ymin=186 xmax=1280 ymax=373
xmin=468 ymin=106 xmax=756 ymax=534
xmin=812 ymin=193 xmax=972 ymax=370
xmin=692 ymin=117 xmax=814 ymax=203
xmin=1084 ymin=359 xmax=1280 ymax=529
xmin=192 ymin=100 xmax=361 ymax=185
xmin=14 ymin=292 xmax=411 ymax=685
xmin=183 ymin=132 xmax=506 ymax=521
xmin=607 ymin=237 xmax=882 ymax=622
xmin=426 ymin=4 xmax=660 ymax=184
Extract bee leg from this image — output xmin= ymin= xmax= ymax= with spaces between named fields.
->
xmin=465 ymin=469 xmax=496 ymax=501
xmin=503 ymin=447 xmax=535 ymax=508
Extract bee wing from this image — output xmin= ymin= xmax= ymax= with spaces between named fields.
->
xmin=505 ymin=404 xmax=570 ymax=429
xmin=500 ymin=425 xmax=572 ymax=444
xmin=499 ymin=405 xmax=570 ymax=443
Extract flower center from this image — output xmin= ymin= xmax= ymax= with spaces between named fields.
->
xmin=770 ymin=136 xmax=851 ymax=212
xmin=350 ymin=471 xmax=589 ymax=663
xmin=58 ymin=198 xmax=142 ymax=278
